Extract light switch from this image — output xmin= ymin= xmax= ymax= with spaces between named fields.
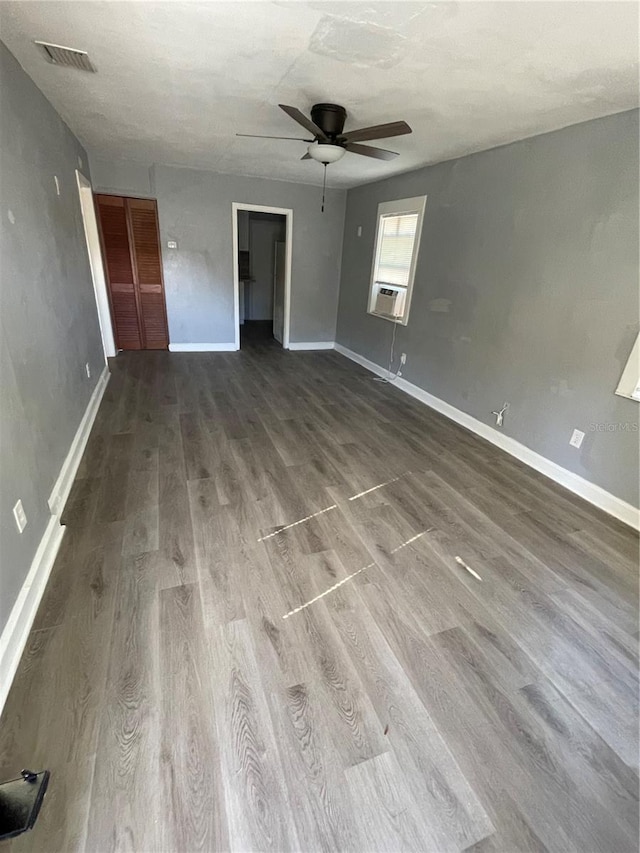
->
xmin=167 ymin=240 xmax=178 ymax=249
xmin=357 ymin=226 xmax=362 ymax=237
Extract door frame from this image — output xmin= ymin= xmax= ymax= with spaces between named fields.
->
xmin=76 ymin=170 xmax=116 ymax=359
xmin=232 ymin=202 xmax=293 ymax=350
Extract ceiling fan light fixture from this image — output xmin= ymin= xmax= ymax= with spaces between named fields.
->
xmin=307 ymin=143 xmax=345 ymax=164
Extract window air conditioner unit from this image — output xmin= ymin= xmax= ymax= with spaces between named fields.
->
xmin=373 ymin=283 xmax=406 ymax=320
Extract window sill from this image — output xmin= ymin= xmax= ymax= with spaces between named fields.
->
xmin=368 ymin=308 xmax=407 ymax=325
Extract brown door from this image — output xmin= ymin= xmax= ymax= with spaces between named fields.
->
xmin=95 ymin=194 xmax=169 ymax=350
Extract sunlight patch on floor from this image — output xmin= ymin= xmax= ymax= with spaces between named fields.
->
xmin=258 ymin=504 xmax=338 ymax=542
xmin=390 ymin=530 xmax=430 ymax=553
xmin=348 ymin=473 xmax=407 ymax=501
xmin=282 ymin=562 xmax=377 ymax=619
xmin=455 ymin=555 xmax=482 ymax=581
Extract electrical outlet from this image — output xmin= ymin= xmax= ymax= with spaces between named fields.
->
xmin=569 ymin=428 xmax=585 ymax=448
xmin=13 ymin=499 xmax=27 ymax=533
xmin=400 ymin=353 xmax=407 ymax=366
xmin=167 ymin=240 xmax=178 ymax=249
xmin=85 ymin=362 xmax=91 ymax=379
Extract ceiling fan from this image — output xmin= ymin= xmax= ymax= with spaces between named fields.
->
xmin=237 ymin=103 xmax=412 ymax=210
xmin=237 ymin=102 xmax=412 ymax=164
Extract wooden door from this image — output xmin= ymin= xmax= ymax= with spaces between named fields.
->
xmin=95 ymin=195 xmax=140 ymax=349
xmin=95 ymin=194 xmax=169 ymax=350
xmin=128 ymin=198 xmax=169 ymax=349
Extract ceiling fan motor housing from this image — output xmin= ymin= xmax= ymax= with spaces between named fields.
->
xmin=311 ymin=103 xmax=347 ymax=140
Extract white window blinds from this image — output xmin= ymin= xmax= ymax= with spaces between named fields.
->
xmin=374 ymin=212 xmax=419 ymax=287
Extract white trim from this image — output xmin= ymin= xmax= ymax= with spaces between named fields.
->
xmin=48 ymin=365 xmax=110 ymax=516
xmin=0 ymin=514 xmax=66 ymax=715
xmin=288 ymin=341 xmax=335 ymax=351
xmin=2 ymin=363 xmax=111 ymax=714
xmin=615 ymin=333 xmax=640 ymax=402
xmin=169 ymin=342 xmax=238 ymax=352
xmin=335 ymin=343 xmax=639 ymax=531
xmin=232 ymin=202 xmax=293 ymax=350
xmin=76 ymin=171 xmax=116 ymax=360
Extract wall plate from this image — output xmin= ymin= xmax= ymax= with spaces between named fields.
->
xmin=569 ymin=428 xmax=585 ymax=448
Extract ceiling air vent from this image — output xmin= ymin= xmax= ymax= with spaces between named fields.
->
xmin=34 ymin=41 xmax=96 ymax=72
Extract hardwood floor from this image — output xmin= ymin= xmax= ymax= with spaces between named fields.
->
xmin=1 ymin=341 xmax=638 ymax=852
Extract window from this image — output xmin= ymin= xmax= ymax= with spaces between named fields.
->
xmin=368 ymin=195 xmax=426 ymax=325
xmin=615 ymin=333 xmax=640 ymax=402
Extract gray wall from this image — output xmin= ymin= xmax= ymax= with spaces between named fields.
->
xmin=89 ymin=157 xmax=154 ymax=199
xmin=90 ymin=157 xmax=346 ymax=344
xmin=336 ymin=110 xmax=639 ymax=507
xmin=0 ymin=43 xmax=105 ymax=633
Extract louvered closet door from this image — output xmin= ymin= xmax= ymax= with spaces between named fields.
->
xmin=128 ymin=198 xmax=169 ymax=350
xmin=96 ymin=194 xmax=169 ymax=351
xmin=96 ymin=194 xmax=142 ymax=350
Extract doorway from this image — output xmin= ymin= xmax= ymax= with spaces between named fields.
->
xmin=232 ymin=203 xmax=292 ymax=349
xmin=94 ymin=193 xmax=169 ymax=350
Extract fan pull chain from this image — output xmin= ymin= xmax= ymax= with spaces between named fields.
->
xmin=321 ymin=163 xmax=327 ymax=213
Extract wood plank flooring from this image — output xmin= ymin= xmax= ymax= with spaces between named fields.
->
xmin=1 ymin=341 xmax=638 ymax=852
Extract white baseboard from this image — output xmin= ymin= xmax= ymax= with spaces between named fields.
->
xmin=48 ymin=365 xmax=110 ymax=516
xmin=0 ymin=516 xmax=66 ymax=714
xmin=335 ymin=343 xmax=639 ymax=531
xmin=170 ymin=342 xmax=335 ymax=353
xmin=287 ymin=341 xmax=335 ymax=351
xmin=1 ymin=364 xmax=110 ymax=716
xmin=169 ymin=342 xmax=238 ymax=352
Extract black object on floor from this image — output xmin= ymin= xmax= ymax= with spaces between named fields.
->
xmin=0 ymin=770 xmax=50 ymax=840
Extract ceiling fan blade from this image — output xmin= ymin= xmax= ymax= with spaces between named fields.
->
xmin=339 ymin=120 xmax=412 ymax=143
xmin=279 ymin=104 xmax=328 ymax=141
xmin=236 ymin=133 xmax=314 ymax=141
xmin=301 ymin=153 xmax=312 ymax=160
xmin=345 ymin=143 xmax=399 ymax=161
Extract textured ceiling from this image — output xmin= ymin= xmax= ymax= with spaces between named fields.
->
xmin=1 ymin=1 xmax=638 ymax=188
